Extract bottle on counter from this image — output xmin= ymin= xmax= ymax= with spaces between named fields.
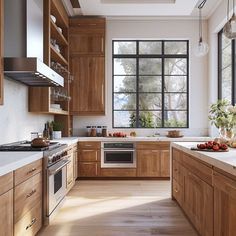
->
xmin=86 ymin=126 xmax=92 ymax=137
xmin=43 ymin=123 xmax=49 ymax=139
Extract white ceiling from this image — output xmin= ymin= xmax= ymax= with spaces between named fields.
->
xmin=65 ymin=0 xmax=223 ymax=18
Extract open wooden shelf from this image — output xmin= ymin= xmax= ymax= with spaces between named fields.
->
xmin=49 ymin=108 xmax=69 ymax=115
xmin=50 ymin=44 xmax=68 ymax=66
xmin=50 ymin=19 xmax=68 ymax=46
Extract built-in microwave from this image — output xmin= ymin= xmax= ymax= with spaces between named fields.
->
xmin=101 ymin=142 xmax=136 ymax=168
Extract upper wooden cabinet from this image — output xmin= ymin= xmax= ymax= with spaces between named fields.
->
xmin=69 ymin=17 xmax=106 ymax=116
xmin=0 ymin=0 xmax=3 ymax=105
xmin=70 ymin=56 xmax=105 ymax=115
xmin=69 ymin=17 xmax=105 ymax=56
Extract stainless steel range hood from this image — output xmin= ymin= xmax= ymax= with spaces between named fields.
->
xmin=4 ymin=0 xmax=64 ymax=87
xmin=4 ymin=58 xmax=64 ymax=87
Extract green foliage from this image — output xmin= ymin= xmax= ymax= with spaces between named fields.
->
xmin=164 ymin=119 xmax=186 ymax=128
xmin=51 ymin=121 xmax=63 ymax=131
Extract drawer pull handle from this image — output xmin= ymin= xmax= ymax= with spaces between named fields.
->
xmin=26 ymin=189 xmax=36 ymax=198
xmin=175 ymin=188 xmax=178 ymax=193
xmin=27 ymin=168 xmax=36 ymax=175
xmin=68 ymin=180 xmax=73 ymax=185
xmin=26 ymin=218 xmax=37 ymax=230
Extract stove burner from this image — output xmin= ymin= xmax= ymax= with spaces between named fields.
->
xmin=0 ymin=140 xmax=61 ymax=152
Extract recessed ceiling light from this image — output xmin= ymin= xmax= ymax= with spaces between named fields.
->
xmin=101 ymin=0 xmax=175 ymax=4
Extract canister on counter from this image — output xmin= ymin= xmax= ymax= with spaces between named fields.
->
xmin=102 ymin=126 xmax=108 ymax=137
xmin=86 ymin=126 xmax=92 ymax=137
xmin=97 ymin=126 xmax=102 ymax=137
xmin=91 ymin=126 xmax=97 ymax=137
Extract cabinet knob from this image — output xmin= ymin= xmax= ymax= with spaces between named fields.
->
xmin=27 ymin=168 xmax=36 ymax=175
xmin=174 ymin=188 xmax=178 ymax=193
xmin=25 ymin=218 xmax=37 ymax=230
xmin=26 ymin=189 xmax=36 ymax=198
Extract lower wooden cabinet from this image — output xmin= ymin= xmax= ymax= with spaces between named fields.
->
xmin=0 ymin=189 xmax=13 ymax=236
xmin=137 ymin=150 xmax=161 ymax=177
xmin=79 ymin=162 xmax=100 ymax=177
xmin=100 ymin=168 xmax=136 ymax=177
xmin=213 ymin=171 xmax=236 ymax=236
xmin=66 ymin=153 xmax=74 ymax=191
xmin=183 ymin=169 xmax=213 ymax=236
xmin=160 ymin=150 xmax=170 ymax=177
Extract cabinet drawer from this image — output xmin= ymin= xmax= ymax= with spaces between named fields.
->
xmin=172 ymin=160 xmax=183 ymax=186
xmin=182 ymin=153 xmax=213 ymax=185
xmin=172 ymin=179 xmax=183 ymax=206
xmin=79 ymin=149 xmax=100 ymax=162
xmin=136 ymin=142 xmax=170 ymax=150
xmin=14 ymin=201 xmax=42 ymax=236
xmin=78 ymin=142 xmax=101 ymax=149
xmin=14 ymin=172 xmax=42 ymax=222
xmin=0 ymin=172 xmax=13 ymax=195
xmin=101 ymin=168 xmax=136 ymax=177
xmin=14 ymin=159 xmax=42 ymax=186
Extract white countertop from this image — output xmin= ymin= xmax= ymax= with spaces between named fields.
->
xmin=62 ymin=136 xmax=211 ymax=142
xmin=171 ymin=142 xmax=236 ymax=177
xmin=0 ymin=152 xmax=43 ymax=177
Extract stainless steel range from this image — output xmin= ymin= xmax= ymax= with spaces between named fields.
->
xmin=0 ymin=140 xmax=69 ymax=224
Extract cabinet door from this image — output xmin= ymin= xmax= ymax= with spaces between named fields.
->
xmin=73 ymin=147 xmax=78 ymax=180
xmin=184 ymin=170 xmax=213 ymax=236
xmin=70 ymin=34 xmax=104 ymax=55
xmin=0 ymin=190 xmax=13 ymax=236
xmin=66 ymin=155 xmax=74 ymax=190
xmin=78 ymin=162 xmax=100 ymax=177
xmin=160 ymin=150 xmax=170 ymax=177
xmin=214 ymin=171 xmax=236 ymax=236
xmin=71 ymin=56 xmax=105 ymax=115
xmin=137 ymin=150 xmax=161 ymax=177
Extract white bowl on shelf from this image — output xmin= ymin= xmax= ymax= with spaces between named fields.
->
xmin=57 ymin=27 xmax=62 ymax=34
xmin=50 ymin=15 xmax=56 ymax=23
xmin=51 ymin=104 xmax=61 ymax=110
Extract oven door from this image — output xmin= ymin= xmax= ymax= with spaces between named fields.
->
xmin=101 ymin=149 xmax=136 ymax=168
xmin=47 ymin=159 xmax=69 ymax=215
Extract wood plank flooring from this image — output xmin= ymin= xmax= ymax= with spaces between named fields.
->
xmin=39 ymin=180 xmax=198 ymax=236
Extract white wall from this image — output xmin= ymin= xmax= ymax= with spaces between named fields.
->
xmin=0 ymin=78 xmax=53 ymax=144
xmin=73 ymin=18 xmax=209 ymax=137
xmin=208 ymin=0 xmax=234 ymax=136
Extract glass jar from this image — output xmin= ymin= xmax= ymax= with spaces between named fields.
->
xmin=86 ymin=126 xmax=91 ymax=137
xmin=97 ymin=126 xmax=102 ymax=137
xmin=91 ymin=126 xmax=97 ymax=137
xmin=102 ymin=126 xmax=107 ymax=137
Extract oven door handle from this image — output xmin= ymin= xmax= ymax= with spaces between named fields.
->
xmin=102 ymin=149 xmax=135 ymax=152
xmin=48 ymin=159 xmax=71 ymax=176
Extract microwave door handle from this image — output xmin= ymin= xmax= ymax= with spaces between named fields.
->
xmin=48 ymin=160 xmax=70 ymax=175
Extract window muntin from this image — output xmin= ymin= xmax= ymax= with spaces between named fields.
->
xmin=112 ymin=40 xmax=189 ymax=128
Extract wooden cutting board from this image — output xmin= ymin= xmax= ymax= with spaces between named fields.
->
xmin=191 ymin=147 xmax=229 ymax=152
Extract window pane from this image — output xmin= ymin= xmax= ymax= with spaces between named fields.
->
xmin=114 ymin=41 xmax=136 ymax=55
xmin=165 ymin=41 xmax=187 ymax=54
xmin=114 ymin=93 xmax=136 ymax=110
xmin=139 ymin=41 xmax=162 ymax=54
xmin=114 ymin=111 xmax=136 ymax=128
xmin=222 ymin=67 xmax=232 ymax=101
xmin=139 ymin=76 xmax=162 ymax=92
xmin=139 ymin=58 xmax=162 ymax=75
xmin=164 ymin=76 xmax=187 ymax=92
xmin=114 ymin=59 xmax=136 ymax=75
xmin=164 ymin=111 xmax=187 ymax=127
xmin=222 ymin=34 xmax=231 ymax=50
xmin=165 ymin=93 xmax=187 ymax=110
xmin=114 ymin=76 xmax=136 ymax=92
xmin=138 ymin=111 xmax=162 ymax=128
xmin=165 ymin=58 xmax=187 ymax=75
xmin=222 ymin=44 xmax=231 ymax=69
xmin=139 ymin=93 xmax=162 ymax=110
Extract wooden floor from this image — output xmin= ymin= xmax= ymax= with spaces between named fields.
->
xmin=39 ymin=180 xmax=198 ymax=236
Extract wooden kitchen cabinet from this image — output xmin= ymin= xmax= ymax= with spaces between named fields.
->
xmin=73 ymin=144 xmax=78 ymax=180
xmin=78 ymin=142 xmax=101 ymax=177
xmin=69 ymin=17 xmax=106 ymax=116
xmin=70 ymin=56 xmax=105 ymax=115
xmin=172 ymin=148 xmax=214 ymax=236
xmin=213 ymin=170 xmax=236 ymax=236
xmin=137 ymin=142 xmax=170 ymax=177
xmin=0 ymin=172 xmax=13 ymax=236
xmin=0 ymin=0 xmax=3 ymax=105
xmin=137 ymin=150 xmax=161 ymax=177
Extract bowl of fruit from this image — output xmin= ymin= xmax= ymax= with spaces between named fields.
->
xmin=191 ymin=141 xmax=229 ymax=152
xmin=109 ymin=132 xmax=127 ymax=138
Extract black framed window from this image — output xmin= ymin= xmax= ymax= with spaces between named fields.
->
xmin=218 ymin=30 xmax=234 ymax=103
xmin=112 ymin=40 xmax=189 ymax=128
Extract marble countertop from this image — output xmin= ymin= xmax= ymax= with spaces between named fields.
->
xmin=171 ymin=142 xmax=236 ymax=177
xmin=0 ymin=152 xmax=43 ymax=177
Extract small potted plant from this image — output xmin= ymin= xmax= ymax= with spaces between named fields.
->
xmin=51 ymin=121 xmax=63 ymax=139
